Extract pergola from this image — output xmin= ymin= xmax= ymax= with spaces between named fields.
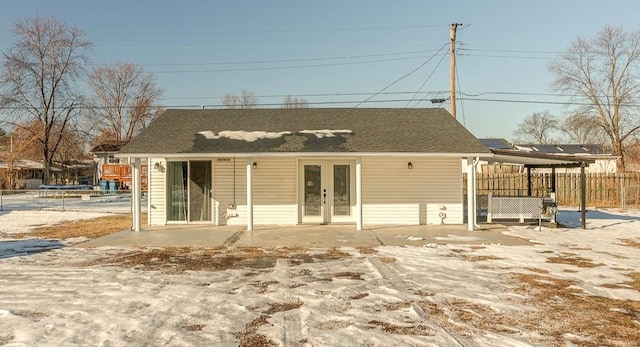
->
xmin=481 ymin=149 xmax=596 ymax=229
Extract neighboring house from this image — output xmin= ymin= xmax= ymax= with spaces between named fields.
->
xmin=90 ymin=141 xmax=128 ymax=182
xmin=478 ymin=139 xmax=618 ymax=174
xmin=117 ymin=108 xmax=491 ymax=231
xmin=0 ymin=159 xmax=55 ymax=189
xmin=91 ymin=141 xmax=148 ymax=189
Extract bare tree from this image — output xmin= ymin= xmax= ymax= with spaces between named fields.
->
xmin=221 ymin=89 xmax=258 ymax=109
xmin=86 ymin=63 xmax=163 ymax=143
xmin=512 ymin=111 xmax=559 ymax=144
xmin=549 ymin=26 xmax=640 ymax=171
xmin=559 ymin=112 xmax=607 ymax=144
xmin=0 ymin=15 xmax=92 ymax=184
xmin=281 ymin=95 xmax=309 ymax=108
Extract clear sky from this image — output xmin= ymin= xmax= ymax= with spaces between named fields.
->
xmin=1 ymin=0 xmax=638 ymax=141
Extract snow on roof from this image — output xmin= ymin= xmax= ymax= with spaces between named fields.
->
xmin=299 ymin=129 xmax=352 ymax=138
xmin=197 ymin=129 xmax=353 ymax=142
xmin=198 ymin=130 xmax=292 ymax=142
xmin=0 ymin=159 xmax=45 ymax=170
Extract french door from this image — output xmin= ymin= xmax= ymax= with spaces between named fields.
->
xmin=166 ymin=160 xmax=212 ymax=223
xmin=299 ymin=161 xmax=355 ymax=224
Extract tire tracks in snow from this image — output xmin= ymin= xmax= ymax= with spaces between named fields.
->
xmin=368 ymin=257 xmax=473 ymax=347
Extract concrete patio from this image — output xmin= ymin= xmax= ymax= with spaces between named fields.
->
xmin=75 ymin=223 xmax=530 ymax=248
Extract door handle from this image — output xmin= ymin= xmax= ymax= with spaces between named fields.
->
xmin=323 ymin=188 xmax=327 ymax=204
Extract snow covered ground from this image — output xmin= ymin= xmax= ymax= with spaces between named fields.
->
xmin=0 ymin=194 xmax=639 ymax=346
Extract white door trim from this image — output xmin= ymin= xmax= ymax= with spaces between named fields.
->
xmin=298 ymin=159 xmax=355 ymax=224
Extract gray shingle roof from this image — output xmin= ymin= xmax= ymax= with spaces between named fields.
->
xmin=119 ymin=108 xmax=490 ymax=155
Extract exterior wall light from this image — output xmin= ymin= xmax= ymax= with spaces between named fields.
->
xmin=407 ymin=162 xmax=413 ymax=170
xmin=154 ymin=162 xmax=165 ymax=172
xmin=252 ymin=162 xmax=258 ymax=169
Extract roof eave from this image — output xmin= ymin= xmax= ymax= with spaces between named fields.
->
xmin=116 ymin=151 xmax=493 ymax=159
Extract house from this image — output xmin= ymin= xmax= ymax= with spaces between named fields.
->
xmin=0 ymin=159 xmax=45 ymax=189
xmin=90 ymin=141 xmax=128 ymax=182
xmin=91 ymin=141 xmax=148 ymax=189
xmin=117 ymin=108 xmax=491 ymax=231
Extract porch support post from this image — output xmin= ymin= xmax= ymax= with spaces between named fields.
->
xmin=551 ymin=167 xmax=556 ymax=194
xmin=147 ymin=158 xmax=151 ymax=226
xmin=527 ymin=167 xmax=532 ymax=196
xmin=246 ymin=158 xmax=254 ymax=231
xmin=355 ymin=157 xmax=363 ymax=231
xmin=132 ymin=158 xmax=142 ymax=232
xmin=581 ymin=162 xmax=586 ymax=229
xmin=466 ymin=157 xmax=475 ymax=231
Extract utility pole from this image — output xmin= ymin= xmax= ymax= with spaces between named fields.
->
xmin=450 ymin=23 xmax=462 ymax=119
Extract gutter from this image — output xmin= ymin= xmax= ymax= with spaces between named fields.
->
xmin=115 ymin=152 xmax=494 ymax=159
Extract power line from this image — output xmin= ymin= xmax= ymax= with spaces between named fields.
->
xmin=353 ymin=42 xmax=449 ymax=108
xmin=157 ymin=90 xmax=448 ymax=101
xmin=147 ymin=54 xmax=433 ymax=74
xmin=455 ymin=58 xmax=466 ymax=126
xmin=457 ymin=97 xmax=625 ymax=106
xmin=84 ymin=24 xmax=450 ymax=36
xmin=115 ymin=49 xmax=442 ymax=67
xmin=405 ymin=50 xmax=448 ymax=107
xmin=459 ymin=53 xmax=557 ymax=60
xmin=1 ymin=96 xmax=633 ymax=111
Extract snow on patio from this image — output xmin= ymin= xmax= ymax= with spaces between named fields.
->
xmin=0 ymin=196 xmax=639 ymax=346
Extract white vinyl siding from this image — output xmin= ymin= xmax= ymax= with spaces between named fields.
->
xmin=213 ymin=157 xmax=296 ymax=225
xmin=362 ymin=157 xmax=463 ymax=225
xmin=148 ymin=155 xmax=465 ymax=227
xmin=148 ymin=158 xmax=166 ymax=225
xmin=253 ymin=158 xmax=297 ymax=224
xmin=213 ymin=158 xmax=247 ymax=226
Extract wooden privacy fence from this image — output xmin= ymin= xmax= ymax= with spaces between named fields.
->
xmin=465 ymin=172 xmax=640 ymax=208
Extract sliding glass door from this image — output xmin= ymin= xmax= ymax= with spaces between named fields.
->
xmin=167 ymin=160 xmax=212 ymax=223
xmin=167 ymin=161 xmax=188 ymax=222
xmin=189 ymin=161 xmax=212 ymax=222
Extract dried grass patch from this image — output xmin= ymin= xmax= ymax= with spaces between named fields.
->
xmin=27 ymin=213 xmax=147 ymax=240
xmin=379 ymin=256 xmax=396 ymax=264
xmin=416 ymin=273 xmax=640 ymax=346
xmin=599 ymin=273 xmax=640 ymax=290
xmin=367 ymin=320 xmax=434 ymax=336
xmin=507 ymin=273 xmax=640 ymax=346
xmin=80 ymin=246 xmax=353 ymax=273
xmin=350 ymin=293 xmax=369 ymax=300
xmin=0 ymin=334 xmax=14 ymax=345
xmin=320 ymin=320 xmax=351 ymax=330
xmin=384 ymin=301 xmax=411 ymax=311
xmin=252 ymin=280 xmax=279 ymax=294
xmin=327 ymin=272 xmax=364 ymax=280
xmin=182 ymin=324 xmax=205 ymax=331
xmin=10 ymin=310 xmax=48 ymax=320
xmin=356 ymin=246 xmax=377 ymax=254
xmin=234 ymin=315 xmax=276 ymax=347
xmin=620 ymin=238 xmax=640 ymax=249
xmin=264 ymin=300 xmax=303 ymax=315
xmin=465 ymin=255 xmax=503 ymax=262
xmin=524 ymin=267 xmax=549 ymax=274
xmin=547 ymin=255 xmax=604 ymax=268
xmin=627 ymin=272 xmax=640 ymax=291
xmin=414 ymin=290 xmax=434 ymax=297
